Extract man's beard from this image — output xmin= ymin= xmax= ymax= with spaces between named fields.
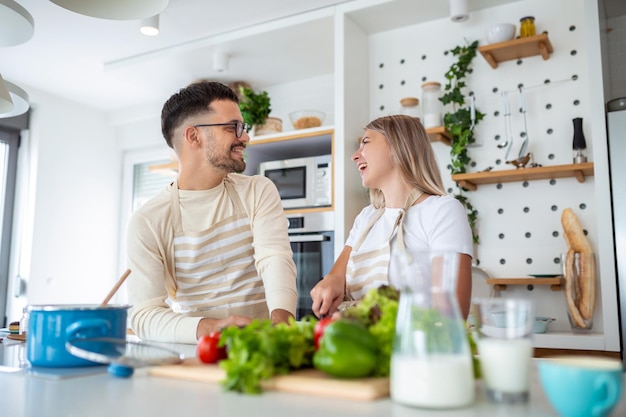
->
xmin=205 ymin=135 xmax=246 ymax=174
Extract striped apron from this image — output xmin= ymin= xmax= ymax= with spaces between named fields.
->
xmin=345 ymin=189 xmax=423 ymax=300
xmin=166 ymin=178 xmax=269 ymax=319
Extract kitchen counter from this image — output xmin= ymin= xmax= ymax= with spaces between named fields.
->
xmin=1 ymin=339 xmax=624 ymax=417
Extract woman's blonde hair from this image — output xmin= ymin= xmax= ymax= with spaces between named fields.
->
xmin=364 ymin=114 xmax=446 ymax=208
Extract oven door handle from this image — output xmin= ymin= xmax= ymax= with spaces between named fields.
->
xmin=289 ymin=234 xmax=330 ymax=243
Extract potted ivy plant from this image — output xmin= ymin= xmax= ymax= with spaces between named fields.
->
xmin=238 ymin=86 xmax=281 ymax=135
xmin=440 ymin=40 xmax=485 ymax=244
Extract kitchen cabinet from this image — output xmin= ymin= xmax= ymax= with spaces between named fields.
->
xmin=478 ymin=33 xmax=554 ymax=69
xmin=451 ymin=162 xmax=594 ymax=191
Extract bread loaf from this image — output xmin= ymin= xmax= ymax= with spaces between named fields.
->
xmin=561 ymin=208 xmax=596 ymax=326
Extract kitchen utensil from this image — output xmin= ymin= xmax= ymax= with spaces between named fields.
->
xmin=27 ymin=304 xmax=129 ymax=367
xmin=66 ymin=337 xmax=183 ymax=378
xmin=149 ymin=358 xmax=390 ymax=401
xmin=101 ymin=268 xmax=131 ymax=306
xmin=517 ymin=86 xmax=529 ymax=158
xmin=498 ymin=92 xmax=514 ymax=159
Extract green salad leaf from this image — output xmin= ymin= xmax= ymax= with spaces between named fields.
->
xmin=219 ymin=317 xmax=315 ymax=394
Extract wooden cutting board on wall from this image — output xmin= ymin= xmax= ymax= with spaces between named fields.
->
xmin=148 ymin=358 xmax=390 ymax=401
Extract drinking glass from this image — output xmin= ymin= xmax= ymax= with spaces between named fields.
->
xmin=474 ymin=297 xmax=535 ymax=404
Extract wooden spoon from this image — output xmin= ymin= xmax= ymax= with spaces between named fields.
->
xmin=100 ymin=269 xmax=131 ymax=306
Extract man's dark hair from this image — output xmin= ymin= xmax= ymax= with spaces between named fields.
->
xmin=161 ymin=81 xmax=239 ymax=148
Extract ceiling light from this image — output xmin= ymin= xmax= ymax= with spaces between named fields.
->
xmin=0 ymin=0 xmax=34 ymax=46
xmin=213 ymin=50 xmax=229 ymax=73
xmin=49 ymin=0 xmax=169 ymax=20
xmin=449 ymin=0 xmax=469 ymax=22
xmin=0 ymin=74 xmax=13 ymax=113
xmin=0 ymin=80 xmax=29 ymax=119
xmin=140 ymin=15 xmax=159 ymax=36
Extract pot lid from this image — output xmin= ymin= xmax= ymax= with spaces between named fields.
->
xmin=66 ymin=337 xmax=183 ymax=378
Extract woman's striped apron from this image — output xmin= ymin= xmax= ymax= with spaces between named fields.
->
xmin=345 ymin=189 xmax=423 ymax=300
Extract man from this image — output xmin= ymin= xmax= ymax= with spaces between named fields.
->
xmin=126 ymin=81 xmax=297 ymax=343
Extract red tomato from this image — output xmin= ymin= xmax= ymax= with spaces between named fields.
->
xmin=313 ymin=317 xmax=334 ymax=350
xmin=197 ymin=332 xmax=228 ymax=364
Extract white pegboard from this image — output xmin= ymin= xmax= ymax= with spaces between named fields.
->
xmin=367 ymin=0 xmax=603 ymax=333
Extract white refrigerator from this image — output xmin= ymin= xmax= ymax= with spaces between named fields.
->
xmin=607 ymin=109 xmax=626 ymax=367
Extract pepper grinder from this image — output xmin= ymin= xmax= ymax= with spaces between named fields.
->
xmin=572 ymin=117 xmax=587 ymax=164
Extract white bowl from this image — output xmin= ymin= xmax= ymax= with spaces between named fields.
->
xmin=485 ymin=23 xmax=516 ymax=44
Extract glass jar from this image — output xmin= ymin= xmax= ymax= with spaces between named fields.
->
xmin=421 ymin=82 xmax=443 ymax=128
xmin=520 ymin=16 xmax=536 ymax=37
xmin=399 ymin=97 xmax=420 ymax=118
xmin=389 ymin=251 xmax=475 ymax=408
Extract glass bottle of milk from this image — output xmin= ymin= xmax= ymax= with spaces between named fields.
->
xmin=389 ymin=251 xmax=475 ymax=409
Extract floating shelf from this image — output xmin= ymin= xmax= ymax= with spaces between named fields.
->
xmin=426 ymin=126 xmax=452 ymax=146
xmin=486 ymin=277 xmax=564 ymax=291
xmin=451 ymin=162 xmax=594 ymax=191
xmin=479 ymin=33 xmax=554 ymax=69
xmin=149 ymin=127 xmax=334 ymax=176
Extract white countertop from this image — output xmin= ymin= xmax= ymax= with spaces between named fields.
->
xmin=1 ymin=338 xmax=624 ymax=417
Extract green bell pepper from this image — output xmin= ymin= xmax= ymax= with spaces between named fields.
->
xmin=312 ymin=320 xmax=378 ymax=378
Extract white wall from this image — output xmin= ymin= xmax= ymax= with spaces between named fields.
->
xmin=7 ymin=86 xmax=123 ymax=320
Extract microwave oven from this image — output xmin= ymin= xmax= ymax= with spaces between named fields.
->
xmin=259 ymin=154 xmax=332 ymax=209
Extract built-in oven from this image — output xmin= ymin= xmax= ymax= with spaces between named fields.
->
xmin=286 ymin=211 xmax=335 ymax=320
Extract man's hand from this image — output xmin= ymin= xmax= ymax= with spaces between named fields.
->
xmin=196 ymin=315 xmax=252 ymax=339
xmin=271 ymin=308 xmax=294 ymax=324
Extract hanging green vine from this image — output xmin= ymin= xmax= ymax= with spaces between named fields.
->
xmin=440 ymin=40 xmax=485 ymax=244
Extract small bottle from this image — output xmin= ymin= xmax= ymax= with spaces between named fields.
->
xmin=572 ymin=117 xmax=587 ymax=164
xmin=421 ymin=82 xmax=443 ymax=128
xmin=19 ymin=306 xmax=29 ymax=336
xmin=399 ymin=97 xmax=420 ymax=118
xmin=520 ymin=16 xmax=536 ymax=37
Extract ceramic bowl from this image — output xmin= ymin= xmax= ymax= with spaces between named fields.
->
xmin=485 ymin=23 xmax=516 ymax=44
xmin=534 ymin=317 xmax=555 ymax=333
xmin=290 ymin=110 xmax=325 ymax=130
xmin=607 ymin=97 xmax=626 ymax=112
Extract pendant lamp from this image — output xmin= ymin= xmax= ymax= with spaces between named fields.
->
xmin=49 ymin=0 xmax=169 ymax=20
xmin=449 ymin=0 xmax=469 ymax=22
xmin=0 ymin=80 xmax=29 ymax=119
xmin=140 ymin=15 xmax=159 ymax=36
xmin=0 ymin=74 xmax=13 ymax=113
xmin=0 ymin=0 xmax=35 ymax=46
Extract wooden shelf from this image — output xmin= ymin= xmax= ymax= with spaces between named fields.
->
xmin=479 ymin=33 xmax=554 ymax=69
xmin=486 ymin=277 xmax=564 ymax=291
xmin=451 ymin=162 xmax=594 ymax=191
xmin=149 ymin=127 xmax=334 ymax=176
xmin=426 ymin=126 xmax=452 ymax=146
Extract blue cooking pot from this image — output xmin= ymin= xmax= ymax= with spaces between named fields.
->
xmin=26 ymin=304 xmax=129 ymax=367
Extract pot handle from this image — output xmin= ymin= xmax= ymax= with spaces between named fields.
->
xmin=66 ymin=318 xmax=111 ymax=340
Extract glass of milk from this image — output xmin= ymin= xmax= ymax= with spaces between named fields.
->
xmin=474 ymin=297 xmax=535 ymax=404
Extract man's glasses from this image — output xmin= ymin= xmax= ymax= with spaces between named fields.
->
xmin=194 ymin=121 xmax=250 ymax=138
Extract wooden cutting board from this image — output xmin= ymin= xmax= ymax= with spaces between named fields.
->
xmin=148 ymin=358 xmax=390 ymax=401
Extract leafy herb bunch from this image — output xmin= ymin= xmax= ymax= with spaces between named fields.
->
xmin=440 ymin=40 xmax=484 ymax=244
xmin=238 ymin=86 xmax=271 ymax=130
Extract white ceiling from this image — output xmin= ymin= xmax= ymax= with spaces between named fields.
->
xmin=1 ymin=0 xmax=621 ymax=113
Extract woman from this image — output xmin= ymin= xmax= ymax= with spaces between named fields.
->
xmin=310 ymin=115 xmax=473 ymax=318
